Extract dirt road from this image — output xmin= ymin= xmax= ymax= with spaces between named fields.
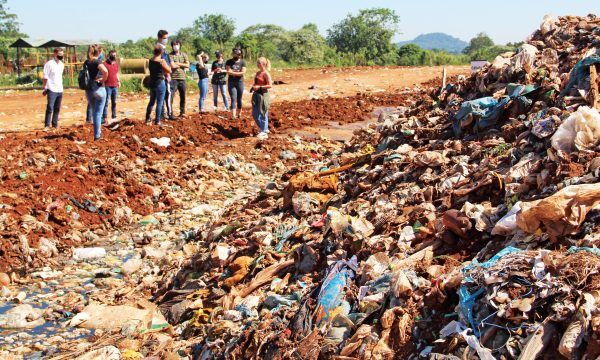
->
xmin=0 ymin=65 xmax=468 ymax=132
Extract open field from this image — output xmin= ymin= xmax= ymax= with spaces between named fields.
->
xmin=0 ymin=65 xmax=468 ymax=132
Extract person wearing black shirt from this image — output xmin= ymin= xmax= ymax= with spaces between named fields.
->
xmin=197 ymin=53 xmax=209 ymax=112
xmin=211 ymin=51 xmax=229 ymax=111
xmin=146 ymin=45 xmax=172 ymax=125
xmin=225 ymin=48 xmax=247 ymax=119
xmin=85 ymin=44 xmax=109 ymax=140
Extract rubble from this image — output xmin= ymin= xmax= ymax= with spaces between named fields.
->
xmin=144 ymin=14 xmax=600 ymax=359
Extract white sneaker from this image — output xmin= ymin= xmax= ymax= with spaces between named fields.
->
xmin=257 ymin=132 xmax=268 ymax=140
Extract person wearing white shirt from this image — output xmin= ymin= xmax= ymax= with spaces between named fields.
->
xmin=42 ymin=48 xmax=65 ymax=129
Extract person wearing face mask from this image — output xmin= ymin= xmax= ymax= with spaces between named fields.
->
xmin=211 ymin=51 xmax=229 ymax=111
xmin=156 ymin=30 xmax=175 ymax=120
xmin=102 ymin=50 xmax=120 ymax=123
xmin=42 ymin=48 xmax=65 ymax=129
xmin=226 ymin=48 xmax=247 ymax=119
xmin=168 ymin=40 xmax=189 ymax=118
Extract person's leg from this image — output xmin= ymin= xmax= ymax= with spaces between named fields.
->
xmin=199 ymin=81 xmax=204 ymax=111
xmin=110 ymin=87 xmax=118 ymax=119
xmin=252 ymin=104 xmax=261 ymax=129
xmin=51 ymin=92 xmax=62 ymax=128
xmin=220 ymin=84 xmax=229 ymax=110
xmin=44 ymin=91 xmax=56 ymax=128
xmin=262 ymin=111 xmax=269 ymax=133
xmin=200 ymin=79 xmax=208 ymax=111
xmin=179 ymin=80 xmax=186 ymax=116
xmin=92 ymin=87 xmax=107 ymax=139
xmin=236 ymin=81 xmax=244 ymax=117
xmin=165 ymin=79 xmax=173 ymax=119
xmin=146 ymin=88 xmax=157 ymax=122
xmin=155 ymin=82 xmax=166 ymax=124
xmin=102 ymin=87 xmax=109 ymax=122
xmin=228 ymin=81 xmax=237 ymax=117
xmin=213 ymin=84 xmax=219 ymax=108
xmin=86 ymin=90 xmax=93 ymax=123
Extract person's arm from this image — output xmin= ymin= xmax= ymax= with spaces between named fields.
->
xmin=161 ymin=59 xmax=172 ymax=74
xmin=42 ymin=63 xmax=49 ymax=90
xmin=180 ymin=54 xmax=189 ymax=69
xmin=262 ymin=72 xmax=273 ymax=89
xmin=169 ymin=54 xmax=179 ymax=69
xmin=98 ymin=63 xmax=109 ymax=83
xmin=228 ymin=65 xmax=247 ymax=76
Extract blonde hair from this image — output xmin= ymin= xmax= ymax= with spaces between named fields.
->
xmin=258 ymin=57 xmax=271 ymax=72
xmin=87 ymin=44 xmax=102 ymax=60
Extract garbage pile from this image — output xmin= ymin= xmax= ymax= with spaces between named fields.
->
xmin=152 ymin=15 xmax=600 ymax=359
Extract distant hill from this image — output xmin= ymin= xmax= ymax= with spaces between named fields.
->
xmin=398 ymin=33 xmax=468 ymax=54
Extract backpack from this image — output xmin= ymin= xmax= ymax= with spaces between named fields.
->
xmin=78 ymin=62 xmax=90 ymax=90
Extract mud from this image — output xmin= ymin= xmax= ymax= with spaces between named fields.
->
xmin=0 ymin=91 xmax=416 ymax=272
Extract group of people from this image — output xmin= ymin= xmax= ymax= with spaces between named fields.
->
xmin=42 ymin=44 xmax=121 ymax=140
xmin=42 ymin=28 xmax=274 ymax=140
xmin=145 ymin=29 xmax=273 ymax=138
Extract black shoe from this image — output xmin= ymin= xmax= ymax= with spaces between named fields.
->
xmin=145 ymin=118 xmax=151 ymax=124
xmin=168 ymin=116 xmax=176 ymax=121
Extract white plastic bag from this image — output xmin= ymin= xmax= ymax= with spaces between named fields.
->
xmin=551 ymin=106 xmax=600 ymax=153
xmin=491 ymin=202 xmax=521 ymax=235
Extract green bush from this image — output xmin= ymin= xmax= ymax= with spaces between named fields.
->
xmin=119 ymin=77 xmax=145 ymax=93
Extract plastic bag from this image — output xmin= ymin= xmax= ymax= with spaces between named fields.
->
xmin=516 ymin=183 xmax=600 ymax=237
xmin=551 ymin=106 xmax=600 ymax=153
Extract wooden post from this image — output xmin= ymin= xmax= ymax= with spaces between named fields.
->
xmin=590 ymin=64 xmax=600 ymax=110
xmin=16 ymin=46 xmax=21 ymax=78
xmin=442 ymin=67 xmax=447 ymax=89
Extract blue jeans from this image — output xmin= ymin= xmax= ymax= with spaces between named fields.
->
xmin=91 ymin=85 xmax=107 ymax=139
xmin=228 ymin=80 xmax=244 ymax=110
xmin=44 ymin=90 xmax=62 ymax=128
xmin=212 ymin=84 xmax=229 ymax=109
xmin=146 ymin=81 xmax=166 ymax=124
xmin=252 ymin=106 xmax=269 ymax=133
xmin=103 ymin=86 xmax=118 ymax=120
xmin=85 ymin=89 xmax=93 ymax=123
xmin=198 ymin=78 xmax=209 ymax=111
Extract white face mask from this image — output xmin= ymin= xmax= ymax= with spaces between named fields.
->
xmin=161 ymin=38 xmax=168 ymax=45
xmin=173 ymin=45 xmax=180 ymax=52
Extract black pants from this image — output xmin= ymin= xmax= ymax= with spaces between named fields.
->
xmin=44 ymin=90 xmax=62 ymax=128
xmin=170 ymin=79 xmax=186 ymax=115
xmin=228 ymin=80 xmax=244 ymax=110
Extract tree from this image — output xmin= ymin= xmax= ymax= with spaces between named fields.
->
xmin=282 ymin=24 xmax=326 ymax=65
xmin=234 ymin=33 xmax=259 ymax=61
xmin=240 ymin=24 xmax=289 ymax=60
xmin=397 ymin=44 xmax=424 ymax=66
xmin=0 ymin=0 xmax=24 ymax=58
xmin=193 ymin=14 xmax=235 ymax=50
xmin=327 ymin=8 xmax=400 ymax=64
xmin=463 ymin=32 xmax=494 ymax=54
xmin=0 ymin=0 xmax=19 ymax=35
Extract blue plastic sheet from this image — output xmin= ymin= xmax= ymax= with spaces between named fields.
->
xmin=453 ymin=97 xmax=511 ymax=136
xmin=560 ymin=54 xmax=600 ymax=96
xmin=567 ymin=246 xmax=600 ymax=256
xmin=458 ymin=286 xmax=486 ymax=336
xmin=463 ymin=246 xmax=522 ymax=274
xmin=315 ymin=256 xmax=358 ymax=325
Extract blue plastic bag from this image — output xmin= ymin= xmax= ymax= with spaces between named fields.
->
xmin=314 ymin=256 xmax=358 ymax=325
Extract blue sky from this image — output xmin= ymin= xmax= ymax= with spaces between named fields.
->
xmin=7 ymin=0 xmax=600 ymax=44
